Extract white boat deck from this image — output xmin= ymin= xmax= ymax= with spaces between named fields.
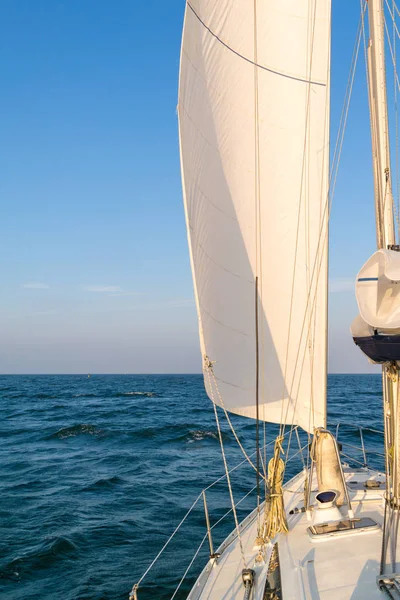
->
xmin=189 ymin=466 xmax=389 ymax=599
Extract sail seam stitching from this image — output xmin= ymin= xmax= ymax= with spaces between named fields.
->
xmin=200 ymin=304 xmax=250 ymax=337
xmin=190 ymin=227 xmax=254 ymax=283
xmin=186 ymin=2 xmax=327 ymax=87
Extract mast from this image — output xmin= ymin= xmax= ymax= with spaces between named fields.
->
xmin=367 ymin=0 xmax=399 ymax=574
xmin=367 ymin=0 xmax=395 ymax=248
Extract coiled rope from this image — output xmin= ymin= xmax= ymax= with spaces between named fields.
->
xmin=261 ymin=437 xmax=288 ymax=542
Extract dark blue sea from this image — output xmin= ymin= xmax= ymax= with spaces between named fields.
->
xmin=0 ymin=374 xmax=385 ymax=600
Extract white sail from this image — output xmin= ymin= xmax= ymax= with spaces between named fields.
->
xmin=178 ymin=0 xmax=331 ymax=433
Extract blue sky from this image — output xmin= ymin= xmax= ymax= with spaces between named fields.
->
xmin=0 ymin=1 xmax=390 ymax=374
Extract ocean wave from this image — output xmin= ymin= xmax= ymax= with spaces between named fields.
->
xmin=0 ymin=536 xmax=78 ymax=578
xmin=353 ymin=390 xmax=382 ymax=398
xmin=0 ymin=373 xmax=384 ymax=600
xmin=80 ymin=476 xmax=124 ymax=492
xmin=46 ymin=424 xmax=105 ymax=440
xmin=72 ymin=391 xmax=158 ymax=398
xmin=132 ymin=423 xmax=201 ymax=441
xmin=185 ymin=430 xmax=220 ymax=443
xmin=116 ymin=391 xmax=158 ymax=397
xmin=10 ymin=479 xmax=44 ymax=491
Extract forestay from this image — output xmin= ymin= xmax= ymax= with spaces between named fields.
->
xmin=178 ymin=0 xmax=331 ymax=433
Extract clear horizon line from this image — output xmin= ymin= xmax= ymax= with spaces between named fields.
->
xmin=0 ymin=372 xmax=380 ymax=376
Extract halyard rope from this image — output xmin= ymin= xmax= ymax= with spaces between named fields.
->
xmin=170 ymin=533 xmax=208 ymax=599
xmin=206 ymin=367 xmax=247 ymax=567
xmin=279 ymin=5 xmax=364 ymax=436
xmin=130 ymin=428 xmax=314 ymax=599
xmin=206 ymin=362 xmax=266 ymax=481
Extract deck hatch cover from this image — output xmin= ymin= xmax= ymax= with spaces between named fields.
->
xmin=308 ymin=517 xmax=379 ymax=538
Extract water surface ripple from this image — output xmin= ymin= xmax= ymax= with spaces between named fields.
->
xmin=0 ymin=374 xmax=384 ymax=599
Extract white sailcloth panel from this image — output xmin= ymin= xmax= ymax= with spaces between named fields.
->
xmin=178 ymin=0 xmax=331 ymax=433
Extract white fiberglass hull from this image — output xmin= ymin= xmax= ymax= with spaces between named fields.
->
xmin=189 ymin=466 xmax=388 ymax=599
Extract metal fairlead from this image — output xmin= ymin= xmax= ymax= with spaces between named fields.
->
xmin=377 ymin=573 xmax=400 ymax=598
xmin=242 ymin=568 xmax=255 ymax=599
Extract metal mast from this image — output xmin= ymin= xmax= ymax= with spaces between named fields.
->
xmin=367 ymin=0 xmax=399 ymax=578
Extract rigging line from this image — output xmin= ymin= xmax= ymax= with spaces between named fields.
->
xmin=207 ymin=371 xmax=247 ymax=568
xmin=258 ymin=445 xmax=267 ymax=485
xmin=306 ymin=0 xmax=332 ymax=434
xmin=280 ymin=0 xmax=342 ymax=435
xmin=203 ymin=432 xmax=287 ymax=493
xmin=281 ymin=8 xmax=364 ymax=431
xmin=252 ymin=0 xmax=266 ymax=453
xmin=385 ymin=0 xmax=400 ymax=42
xmin=383 ymin=12 xmax=400 ymax=239
xmin=210 ymin=485 xmax=258 ymax=531
xmin=253 ymin=0 xmax=262 ymax=531
xmin=394 ymin=0 xmax=400 ymax=237
xmin=278 ymin=0 xmax=320 ymax=434
xmin=392 ymin=0 xmax=400 ymax=237
xmin=382 ymin=19 xmax=398 ymax=239
xmin=253 ymin=0 xmax=260 ymax=282
xmin=204 ymin=374 xmax=302 ymax=488
xmin=252 ymin=0 xmax=267 ymax=515
xmin=364 ymin=0 xmax=385 ymax=247
xmin=383 ymin=178 xmax=392 ymax=242
xmin=380 ymin=368 xmax=392 ymax=575
xmin=305 ymin=0 xmax=339 ymax=437
xmin=384 ymin=14 xmax=400 ymax=95
xmin=255 ymin=277 xmax=261 ymax=528
xmin=295 ymin=426 xmax=307 ymax=470
xmin=186 ymin=2 xmax=326 ymax=87
xmin=263 ymin=420 xmax=267 ymax=499
xmin=130 ymin=492 xmax=203 ymax=595
xmin=170 ymin=533 xmax=208 ymax=600
xmin=206 ymin=365 xmax=267 ymax=482
xmin=394 ymin=508 xmax=400 ymax=569
xmin=283 ymin=422 xmax=302 ymax=475
xmin=389 ymin=370 xmax=400 ymax=571
xmin=304 ymin=0 xmax=316 ymax=436
xmin=390 ymin=0 xmax=400 ymax=16
xmin=331 ymin=4 xmax=366 ymax=192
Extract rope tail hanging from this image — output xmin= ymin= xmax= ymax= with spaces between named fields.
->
xmin=262 ymin=436 xmax=288 ymax=541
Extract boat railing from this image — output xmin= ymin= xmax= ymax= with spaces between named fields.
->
xmin=130 ymin=426 xmax=307 ymax=600
xmin=334 ymin=422 xmax=384 ymax=469
xmin=131 ymin=423 xmax=384 ymax=599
